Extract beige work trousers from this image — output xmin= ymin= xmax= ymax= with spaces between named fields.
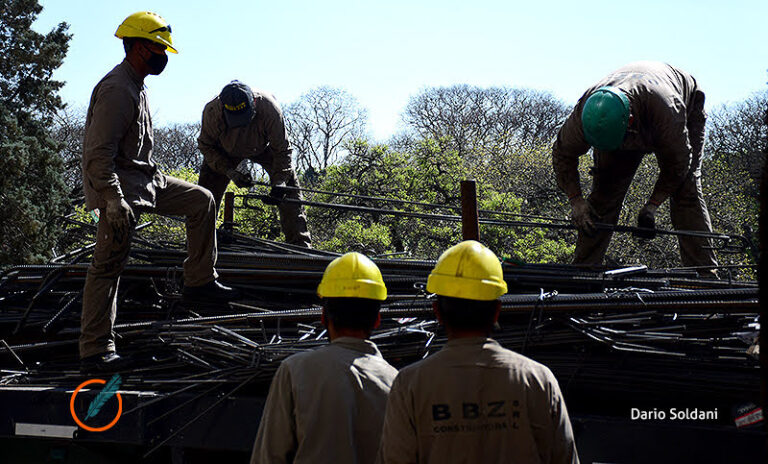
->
xmin=79 ymin=176 xmax=218 ymax=358
xmin=574 ymin=150 xmax=719 ymax=269
xmin=199 ymin=161 xmax=312 ymax=248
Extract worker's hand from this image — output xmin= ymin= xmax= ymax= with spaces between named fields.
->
xmin=570 ymin=196 xmax=598 ymax=236
xmin=262 ymin=183 xmax=288 ymax=205
xmin=635 ymin=203 xmax=658 ymax=239
xmin=226 ymin=169 xmax=254 ymax=189
xmin=105 ymin=198 xmax=134 ymax=236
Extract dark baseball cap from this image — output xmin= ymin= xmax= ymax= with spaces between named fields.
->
xmin=220 ymin=80 xmax=254 ymax=128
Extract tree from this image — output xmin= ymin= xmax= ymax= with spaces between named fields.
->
xmin=153 ymin=122 xmax=203 ymax=171
xmin=402 ymin=85 xmax=570 ymax=158
xmin=705 ymin=91 xmax=768 ymax=202
xmin=0 ymin=0 xmax=71 ymax=266
xmin=51 ymin=105 xmax=85 ymax=195
xmin=283 ymin=86 xmax=368 ymax=175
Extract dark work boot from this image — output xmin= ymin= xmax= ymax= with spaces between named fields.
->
xmin=182 ymin=280 xmax=241 ymax=303
xmin=80 ymin=352 xmax=128 ymax=375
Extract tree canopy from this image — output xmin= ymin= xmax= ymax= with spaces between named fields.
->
xmin=0 ymin=0 xmax=71 ymax=266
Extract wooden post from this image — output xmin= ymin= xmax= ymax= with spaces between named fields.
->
xmin=461 ymin=180 xmax=479 ymax=241
xmin=223 ymin=191 xmax=235 ymax=232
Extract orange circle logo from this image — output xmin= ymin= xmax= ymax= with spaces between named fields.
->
xmin=69 ymin=378 xmax=123 ymax=432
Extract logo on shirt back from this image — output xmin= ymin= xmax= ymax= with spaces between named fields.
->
xmin=431 ymin=400 xmax=520 ymax=434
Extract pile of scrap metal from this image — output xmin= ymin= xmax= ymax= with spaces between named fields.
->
xmin=0 ymin=226 xmax=759 ymax=417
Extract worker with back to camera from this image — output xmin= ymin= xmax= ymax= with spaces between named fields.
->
xmin=251 ymin=252 xmax=398 ymax=463
xmin=552 ymin=61 xmax=718 ymax=276
xmin=197 ymin=81 xmax=312 ymax=248
xmin=79 ymin=11 xmax=240 ymax=373
xmin=378 ymin=240 xmax=579 ymax=464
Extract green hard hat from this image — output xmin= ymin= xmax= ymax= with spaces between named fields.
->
xmin=581 ymin=86 xmax=630 ymax=151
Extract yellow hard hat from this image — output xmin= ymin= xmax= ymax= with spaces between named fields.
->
xmin=427 ymin=241 xmax=508 ymax=301
xmin=317 ymin=252 xmax=387 ymax=301
xmin=115 ymin=11 xmax=177 ymax=54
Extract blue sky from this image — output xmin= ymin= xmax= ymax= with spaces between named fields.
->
xmin=35 ymin=0 xmax=768 ymax=140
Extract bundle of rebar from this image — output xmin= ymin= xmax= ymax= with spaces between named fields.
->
xmin=0 ymin=230 xmax=759 ymax=404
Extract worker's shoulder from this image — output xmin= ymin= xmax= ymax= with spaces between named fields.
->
xmin=473 ymin=341 xmax=556 ymax=377
xmin=250 ymin=87 xmax=277 ymax=100
xmin=279 ymin=342 xmax=357 ymax=369
xmin=396 ymin=341 xmax=554 ymax=381
xmin=280 ymin=342 xmax=395 ymax=378
xmin=252 ymin=89 xmax=283 ymax=110
xmin=613 ymin=60 xmax=672 ymax=74
xmin=202 ymin=96 xmax=222 ymax=117
xmin=501 ymin=347 xmax=558 ymax=380
xmin=610 ymin=62 xmax=694 ymax=101
xmin=92 ymin=64 xmax=137 ymax=101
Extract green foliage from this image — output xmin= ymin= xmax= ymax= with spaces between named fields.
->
xmin=478 ymin=190 xmax=574 ymax=263
xmin=319 ymin=218 xmax=392 ymax=254
xmin=0 ymin=0 xmax=71 ymax=266
xmin=307 ymin=139 xmax=574 ymax=261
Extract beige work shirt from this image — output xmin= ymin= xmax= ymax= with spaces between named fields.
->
xmin=378 ymin=337 xmax=578 ymax=464
xmin=251 ymin=337 xmax=398 ymax=464
xmin=198 ymin=90 xmax=293 ymax=185
xmin=82 ymin=59 xmax=165 ymax=210
xmin=552 ymin=61 xmax=705 ymax=206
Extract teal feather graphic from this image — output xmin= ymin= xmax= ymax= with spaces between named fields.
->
xmin=84 ymin=374 xmax=122 ymax=421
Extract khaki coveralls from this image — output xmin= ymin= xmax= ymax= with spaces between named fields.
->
xmin=197 ymin=91 xmax=312 ymax=247
xmin=80 ymin=60 xmax=218 ymax=358
xmin=251 ymin=337 xmax=398 ymax=464
xmin=552 ymin=61 xmax=718 ymax=269
xmin=378 ymin=337 xmax=579 ymax=464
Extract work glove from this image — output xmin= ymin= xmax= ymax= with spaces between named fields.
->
xmin=226 ymin=169 xmax=253 ymax=189
xmin=635 ymin=203 xmax=658 ymax=239
xmin=262 ymin=183 xmax=289 ymax=206
xmin=570 ymin=196 xmax=598 ymax=236
xmin=105 ymin=198 xmax=135 ymax=236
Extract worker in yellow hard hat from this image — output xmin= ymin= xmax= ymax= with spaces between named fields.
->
xmin=251 ymin=252 xmax=397 ymax=464
xmin=378 ymin=241 xmax=579 ymax=464
xmin=80 ymin=11 xmax=239 ymax=374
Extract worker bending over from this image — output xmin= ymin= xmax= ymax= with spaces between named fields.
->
xmin=80 ymin=12 xmax=239 ymax=373
xmin=197 ymin=81 xmax=311 ymax=248
xmin=251 ymin=252 xmax=397 ymax=463
xmin=552 ymin=61 xmax=718 ymax=274
xmin=378 ymin=241 xmax=579 ymax=463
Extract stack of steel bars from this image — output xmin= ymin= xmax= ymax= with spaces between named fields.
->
xmin=0 ymin=230 xmax=759 ymax=410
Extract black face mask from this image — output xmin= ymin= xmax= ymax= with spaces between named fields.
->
xmin=144 ymin=48 xmax=168 ymax=75
xmin=146 ymin=51 xmax=168 ymax=75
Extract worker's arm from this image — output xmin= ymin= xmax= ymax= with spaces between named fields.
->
xmin=545 ymin=369 xmax=579 ymax=464
xmin=250 ymin=363 xmax=297 ymax=464
xmin=82 ymin=82 xmax=132 ymax=203
xmin=528 ymin=366 xmax=579 ymax=464
xmin=259 ymin=94 xmax=293 ymax=186
xmin=552 ymin=107 xmax=591 ymax=202
xmin=377 ymin=374 xmax=418 ymax=464
xmin=198 ymin=102 xmax=237 ymax=175
xmin=552 ymin=103 xmax=595 ymax=233
xmin=647 ymin=94 xmax=692 ymax=207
